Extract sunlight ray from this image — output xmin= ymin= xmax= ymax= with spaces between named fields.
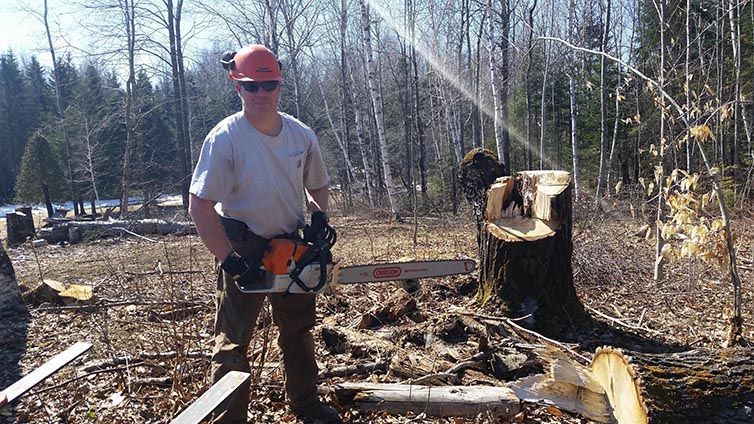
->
xmin=364 ymin=0 xmax=559 ymax=170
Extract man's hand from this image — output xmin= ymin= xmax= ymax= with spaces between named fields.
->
xmin=221 ymin=251 xmax=264 ymax=290
xmin=303 ymin=211 xmax=336 ymax=246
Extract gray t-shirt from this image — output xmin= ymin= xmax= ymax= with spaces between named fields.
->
xmin=189 ymin=111 xmax=329 ymax=238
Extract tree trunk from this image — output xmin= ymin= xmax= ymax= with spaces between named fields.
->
xmin=654 ymin=0 xmax=667 ymax=283
xmin=349 ymin=71 xmax=376 ymax=208
xmin=43 ymin=0 xmax=80 ymax=216
xmin=592 ymin=347 xmax=754 ymax=423
xmin=6 ymin=208 xmax=35 ymax=247
xmin=359 ymin=0 xmax=401 ymax=220
xmin=486 ymin=0 xmax=511 ymax=170
xmin=478 ymin=170 xmax=587 ymax=336
xmin=596 ymin=0 xmax=611 ymax=198
xmin=525 ymin=0 xmax=537 ymax=171
xmin=338 ymin=0 xmax=354 ymax=211
xmin=119 ymin=0 xmax=138 ymax=219
xmin=567 ymin=0 xmax=581 ymax=200
xmin=318 ymin=77 xmax=358 ymax=207
xmin=166 ymin=0 xmax=191 ymax=212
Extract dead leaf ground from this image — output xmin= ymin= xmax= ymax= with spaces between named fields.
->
xmin=1 ymin=200 xmax=752 ymax=423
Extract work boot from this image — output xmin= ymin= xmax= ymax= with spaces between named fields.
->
xmin=290 ymin=401 xmax=343 ymax=424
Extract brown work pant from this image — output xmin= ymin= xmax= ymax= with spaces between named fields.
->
xmin=210 ymin=236 xmax=318 ymax=423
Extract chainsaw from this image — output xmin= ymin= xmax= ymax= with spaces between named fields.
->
xmin=236 ymin=238 xmax=476 ymax=294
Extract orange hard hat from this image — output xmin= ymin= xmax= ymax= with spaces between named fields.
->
xmin=227 ymin=44 xmax=282 ymax=81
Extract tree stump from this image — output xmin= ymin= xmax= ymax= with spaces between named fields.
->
xmin=478 ymin=170 xmax=587 ymax=336
xmin=592 ymin=346 xmax=754 ymax=423
xmin=6 ymin=207 xmax=35 ymax=247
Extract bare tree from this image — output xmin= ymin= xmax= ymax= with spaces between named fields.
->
xmin=525 ymin=0 xmax=537 ymax=170
xmin=653 ymin=0 xmax=666 ymax=282
xmin=567 ymin=0 xmax=581 ymax=199
xmin=487 ymin=0 xmax=511 ymax=170
xmin=42 ymin=0 xmax=82 ymax=215
xmin=595 ymin=0 xmax=611 ymax=198
xmin=359 ymin=0 xmax=401 ymax=220
xmin=118 ymin=0 xmax=139 ymax=218
xmin=279 ymin=0 xmax=322 ymax=118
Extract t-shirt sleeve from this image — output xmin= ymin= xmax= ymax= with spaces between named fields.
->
xmin=303 ymin=132 xmax=329 ymax=190
xmin=189 ymin=132 xmax=235 ymax=203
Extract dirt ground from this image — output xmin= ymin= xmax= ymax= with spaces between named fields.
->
xmin=1 ymin=199 xmax=753 ymax=423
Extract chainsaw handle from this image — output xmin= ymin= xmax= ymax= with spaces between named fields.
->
xmin=289 ymin=238 xmax=329 ymax=293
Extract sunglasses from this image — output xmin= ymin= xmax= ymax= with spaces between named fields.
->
xmin=240 ymin=81 xmax=279 ymax=92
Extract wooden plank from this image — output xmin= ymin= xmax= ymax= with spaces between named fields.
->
xmin=170 ymin=371 xmax=250 ymax=424
xmin=335 ymin=382 xmax=520 ymax=419
xmin=0 ymin=341 xmax=92 ymax=407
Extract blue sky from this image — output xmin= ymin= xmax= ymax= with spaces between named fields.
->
xmin=0 ymin=0 xmax=74 ymax=67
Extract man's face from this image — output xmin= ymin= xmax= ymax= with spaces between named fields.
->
xmin=235 ymin=80 xmax=281 ymax=115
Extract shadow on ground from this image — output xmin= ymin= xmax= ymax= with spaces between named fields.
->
xmin=0 ymin=242 xmax=29 ymax=424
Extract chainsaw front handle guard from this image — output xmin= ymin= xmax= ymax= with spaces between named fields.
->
xmin=289 ymin=238 xmax=329 ymax=293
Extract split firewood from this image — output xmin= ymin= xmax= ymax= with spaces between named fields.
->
xmin=334 ymin=382 xmax=520 ymax=419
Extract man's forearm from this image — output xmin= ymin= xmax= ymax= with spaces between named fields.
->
xmin=188 ymin=194 xmax=233 ymax=261
xmin=306 ymin=185 xmax=329 ymax=213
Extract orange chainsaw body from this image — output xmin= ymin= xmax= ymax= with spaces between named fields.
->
xmin=262 ymin=239 xmax=312 ymax=275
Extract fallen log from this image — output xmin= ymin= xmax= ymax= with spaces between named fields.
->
xmin=592 ymin=346 xmax=754 ymax=423
xmin=37 ymin=219 xmax=195 ymax=244
xmin=333 ymin=382 xmax=520 ymax=419
xmin=510 ymin=346 xmax=754 ymax=423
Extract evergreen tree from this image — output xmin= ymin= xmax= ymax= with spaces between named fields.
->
xmin=23 ymin=56 xmax=54 ymax=127
xmin=68 ymin=62 xmax=119 ymax=210
xmin=0 ymin=51 xmax=30 ymax=201
xmin=14 ymin=131 xmax=65 ymax=217
xmin=132 ymin=70 xmax=175 ymax=207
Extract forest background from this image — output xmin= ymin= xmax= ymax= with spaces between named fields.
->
xmin=0 ymin=0 xmax=752 ymax=224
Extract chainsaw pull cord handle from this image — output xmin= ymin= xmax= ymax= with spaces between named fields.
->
xmin=289 ymin=228 xmax=336 ymax=293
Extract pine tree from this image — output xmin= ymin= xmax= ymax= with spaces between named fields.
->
xmin=14 ymin=131 xmax=65 ymax=217
xmin=0 ymin=51 xmax=31 ymax=201
xmin=24 ymin=56 xmax=54 ymax=126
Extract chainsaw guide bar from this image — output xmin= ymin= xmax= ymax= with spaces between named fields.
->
xmin=238 ymin=258 xmax=477 ymax=294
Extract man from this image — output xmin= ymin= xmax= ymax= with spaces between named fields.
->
xmin=188 ymin=44 xmax=342 ymax=424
